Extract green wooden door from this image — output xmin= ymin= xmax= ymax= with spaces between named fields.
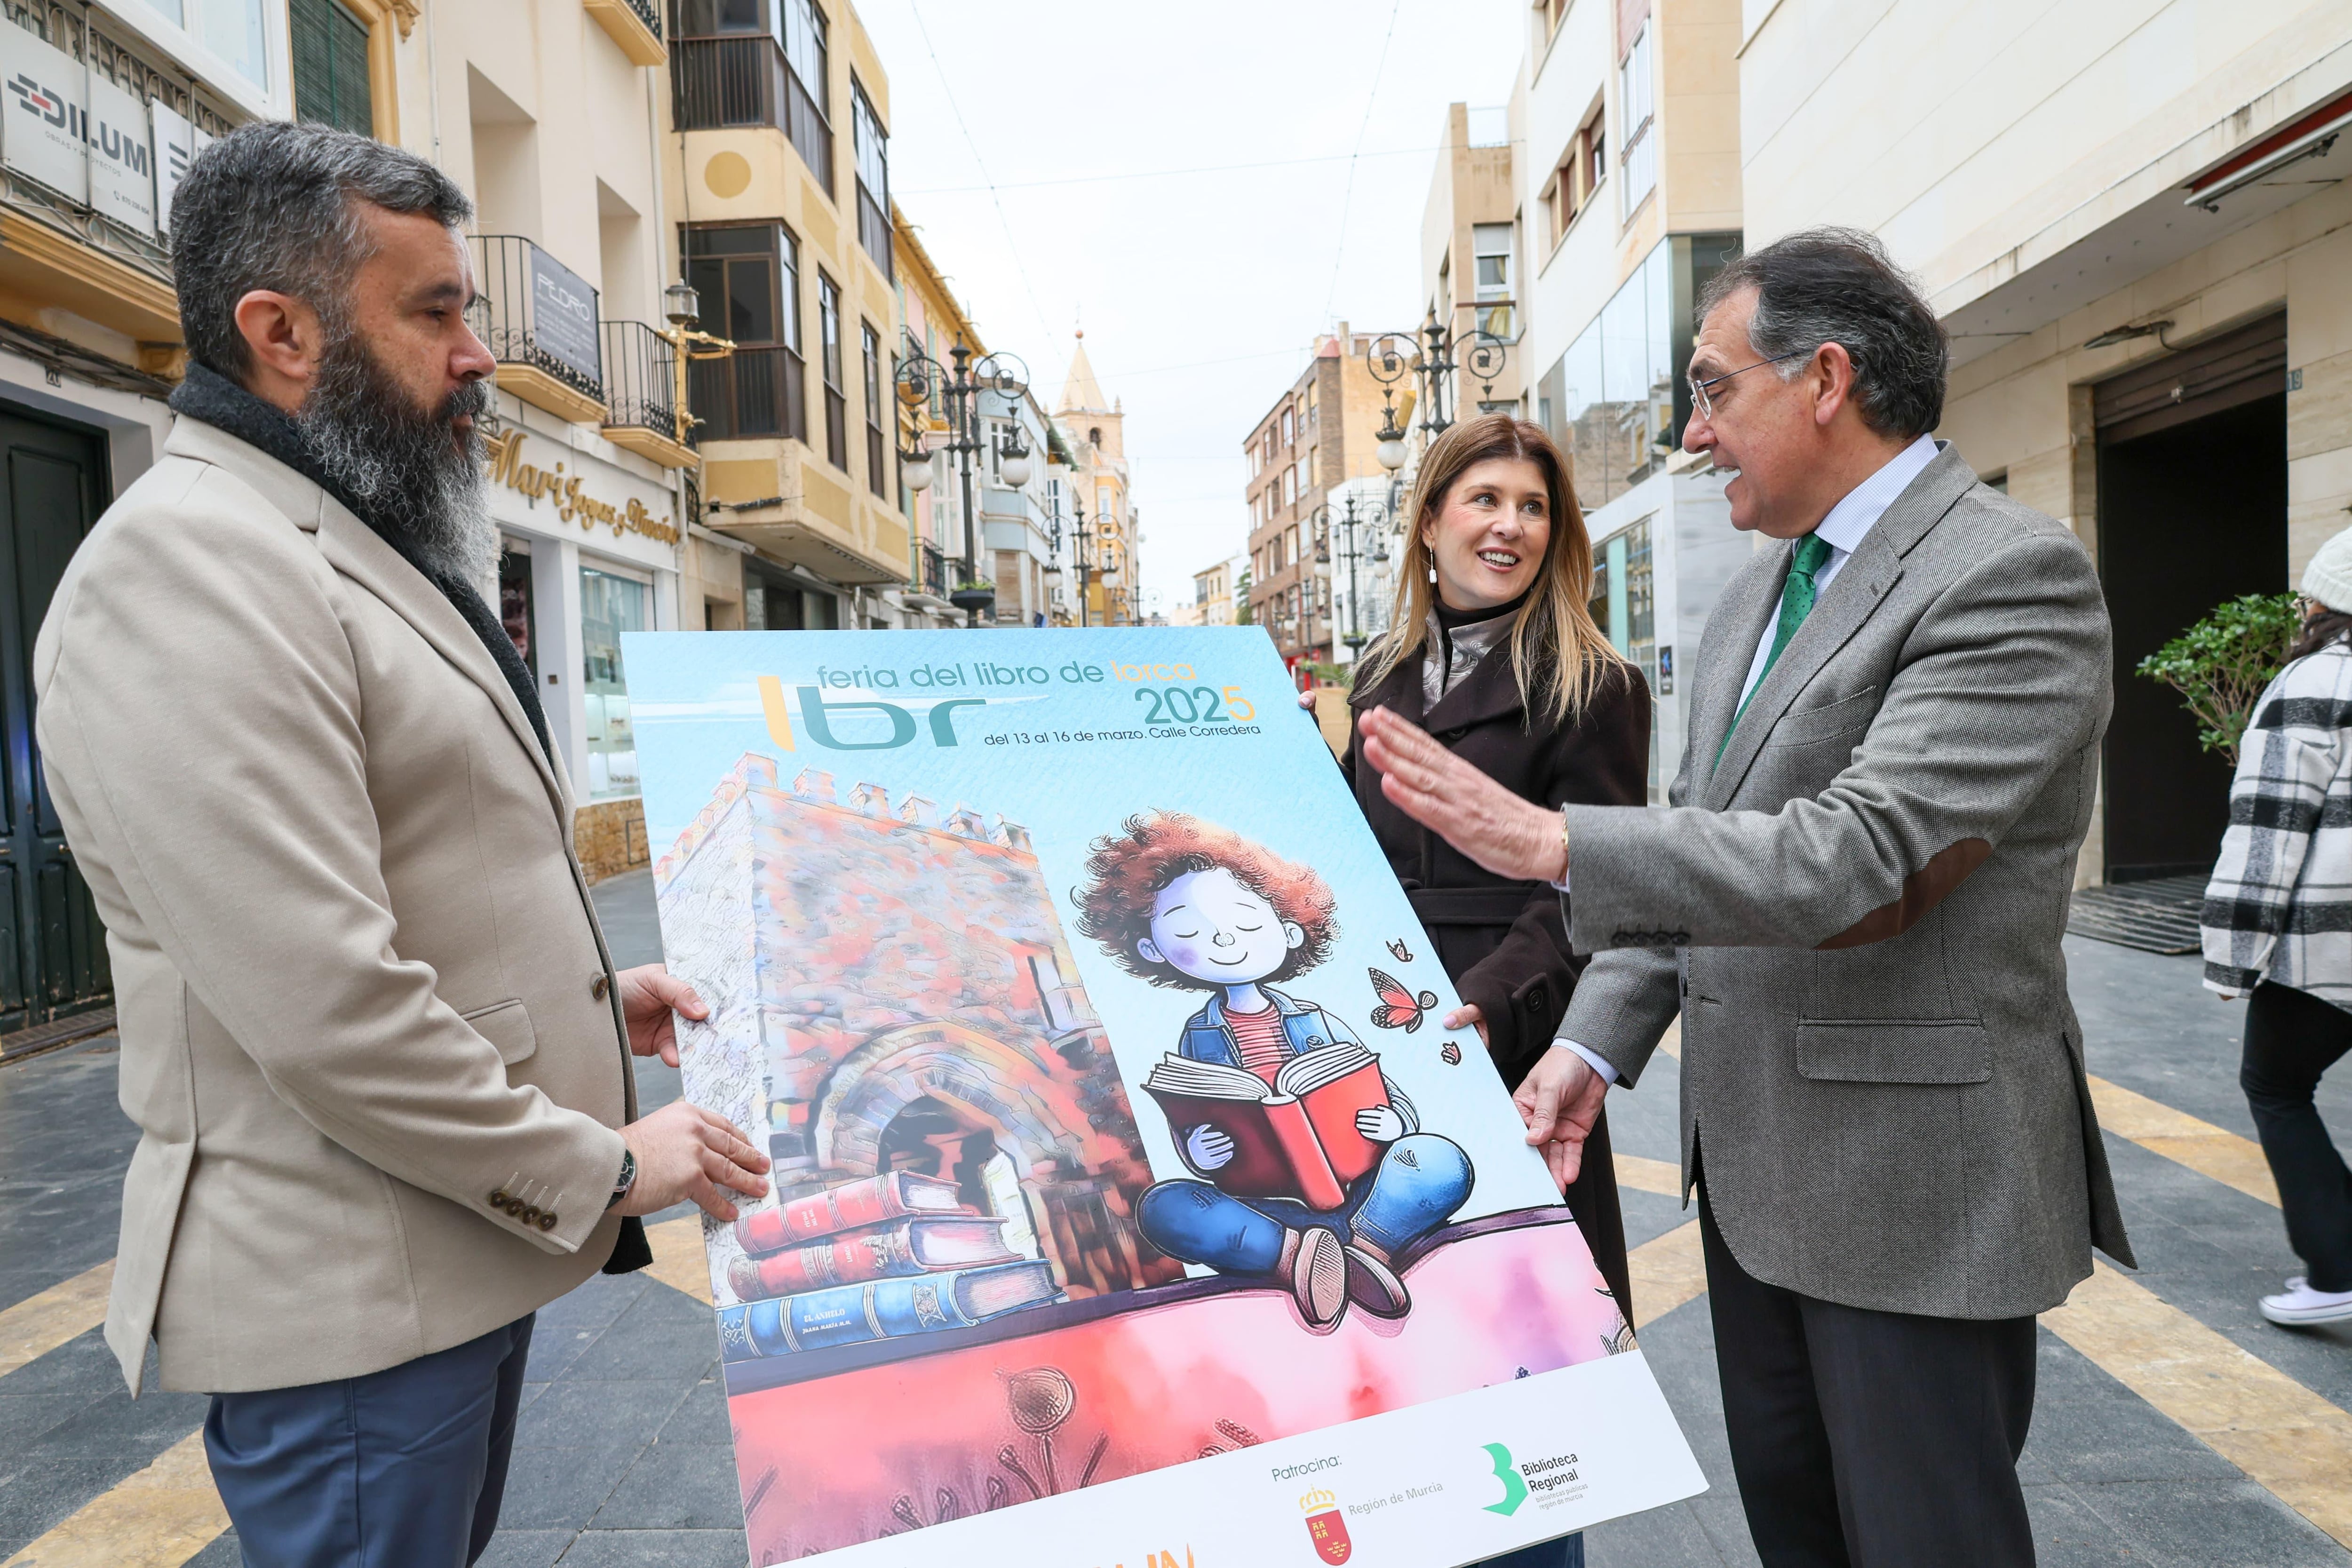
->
xmin=0 ymin=410 xmax=110 ymax=1030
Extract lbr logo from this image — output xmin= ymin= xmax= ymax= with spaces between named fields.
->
xmin=758 ymin=675 xmax=983 ymax=751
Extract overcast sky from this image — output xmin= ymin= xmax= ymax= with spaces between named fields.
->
xmin=857 ymin=1 xmax=1524 ymax=616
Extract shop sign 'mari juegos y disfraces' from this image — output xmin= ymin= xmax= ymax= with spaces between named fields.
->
xmin=483 ymin=429 xmax=678 ymax=546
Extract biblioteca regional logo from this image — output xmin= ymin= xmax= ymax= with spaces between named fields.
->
xmin=1300 ymin=1486 xmax=1353 ymax=1563
xmin=1480 ymin=1442 xmax=1583 ymax=1517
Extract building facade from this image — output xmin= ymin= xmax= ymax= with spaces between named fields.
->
xmin=1512 ymin=0 xmax=1743 ymax=799
xmin=663 ymin=0 xmax=905 ymax=646
xmin=451 ymin=1 xmax=692 ymax=877
xmin=0 ymin=0 xmax=695 ymax=1026
xmin=1420 ymin=102 xmax=1525 ymax=428
xmin=1188 ymin=555 xmax=1242 ymax=627
xmin=1242 ymin=324 xmax=1389 ymax=671
xmin=1738 ymin=0 xmax=2352 ymax=885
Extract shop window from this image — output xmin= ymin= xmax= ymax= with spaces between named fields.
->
xmin=1549 ymin=233 xmax=1736 ymax=509
xmin=498 ymin=546 xmax=535 ymax=678
xmin=744 ymin=571 xmax=839 ymax=630
xmin=290 ymin=0 xmax=372 ymax=137
xmin=580 ymin=567 xmax=648 ymax=800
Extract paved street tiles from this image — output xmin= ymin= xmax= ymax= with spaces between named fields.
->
xmin=0 ymin=1429 xmax=225 ymax=1568
xmin=6 ymin=886 xmax=2352 ymax=1565
xmin=0 ymin=1264 xmax=111 ymax=1380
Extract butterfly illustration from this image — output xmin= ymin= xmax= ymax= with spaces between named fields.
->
xmin=1385 ymin=937 xmax=1415 ymax=964
xmin=1368 ymin=967 xmax=1439 ymax=1032
xmin=1440 ymin=1043 xmax=1462 ymax=1066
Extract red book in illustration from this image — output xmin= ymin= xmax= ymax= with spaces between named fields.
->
xmin=733 ymin=1170 xmax=969 ymax=1256
xmin=726 ymin=1215 xmax=1019 ymax=1300
xmin=1143 ymin=1042 xmax=1388 ymax=1210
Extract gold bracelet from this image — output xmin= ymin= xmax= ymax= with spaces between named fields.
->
xmin=1557 ymin=804 xmax=1572 ymax=884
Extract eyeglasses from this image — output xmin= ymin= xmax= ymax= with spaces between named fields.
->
xmin=1687 ymin=350 xmax=1811 ymax=422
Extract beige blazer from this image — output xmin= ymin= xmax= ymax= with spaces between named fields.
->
xmin=34 ymin=416 xmax=636 ymax=1395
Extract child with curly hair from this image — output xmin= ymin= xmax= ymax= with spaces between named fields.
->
xmin=1076 ymin=812 xmax=1471 ymax=1329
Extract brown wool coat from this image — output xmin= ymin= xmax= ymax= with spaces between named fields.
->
xmin=1341 ymin=637 xmax=1651 ymax=1314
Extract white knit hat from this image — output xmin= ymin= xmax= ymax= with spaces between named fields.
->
xmin=2304 ymin=526 xmax=2352 ymax=614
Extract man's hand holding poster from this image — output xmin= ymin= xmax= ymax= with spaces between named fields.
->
xmin=625 ymin=626 xmax=1702 ymax=1567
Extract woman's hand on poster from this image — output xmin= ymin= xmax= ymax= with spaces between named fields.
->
xmin=1442 ymin=1003 xmax=1490 ymax=1045
xmin=618 ymin=963 xmax=708 ymax=1069
xmin=1358 ymin=707 xmax=1567 ymax=883
xmin=1355 ymin=1104 xmax=1407 ymax=1143
xmin=1184 ymin=1123 xmax=1236 ymax=1171
xmin=1514 ymin=1045 xmax=1610 ymax=1192
xmin=616 ymin=1100 xmax=771 ymax=1220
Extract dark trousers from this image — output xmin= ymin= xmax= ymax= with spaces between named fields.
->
xmin=204 ymin=1314 xmax=534 ymax=1568
xmin=2243 ymin=980 xmax=2352 ymax=1291
xmin=1700 ymin=1192 xmax=2037 ymax=1567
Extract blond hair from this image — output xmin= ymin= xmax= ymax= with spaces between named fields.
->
xmin=1356 ymin=414 xmax=1622 ymax=726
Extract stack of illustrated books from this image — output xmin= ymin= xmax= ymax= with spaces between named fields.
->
xmin=716 ymin=1171 xmax=1062 ymax=1360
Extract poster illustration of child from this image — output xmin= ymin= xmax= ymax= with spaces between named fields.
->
xmin=1075 ymin=812 xmax=1472 ymax=1331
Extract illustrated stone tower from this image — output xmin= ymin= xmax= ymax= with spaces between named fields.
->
xmin=653 ymin=755 xmax=1178 ymax=1301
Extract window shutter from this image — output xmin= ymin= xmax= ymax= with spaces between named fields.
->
xmin=292 ymin=0 xmax=375 ymax=139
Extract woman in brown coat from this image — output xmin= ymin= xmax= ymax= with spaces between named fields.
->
xmin=1340 ymin=411 xmax=1647 ymax=1467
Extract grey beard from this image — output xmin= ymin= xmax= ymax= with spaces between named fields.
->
xmin=297 ymin=337 xmax=496 ymax=585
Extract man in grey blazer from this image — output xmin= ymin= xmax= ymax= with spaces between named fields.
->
xmin=1361 ymin=228 xmax=2131 ymax=1566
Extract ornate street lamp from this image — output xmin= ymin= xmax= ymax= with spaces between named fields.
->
xmin=1367 ymin=310 xmax=1509 ymax=454
xmin=1311 ymin=493 xmax=1390 ymax=656
xmin=1048 ymin=491 xmax=1096 ymax=629
xmin=658 ymin=280 xmax=735 ymax=448
xmin=895 ymin=340 xmax=1031 ymax=626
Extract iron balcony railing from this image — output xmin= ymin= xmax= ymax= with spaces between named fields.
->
xmin=617 ymin=0 xmax=661 ymax=39
xmin=670 ymin=35 xmax=833 ymax=196
xmin=600 ymin=320 xmax=682 ymax=444
xmin=688 ymin=342 xmax=806 ymax=443
xmin=469 ymin=234 xmax=604 ymax=405
xmin=919 ymin=542 xmax=950 ymax=600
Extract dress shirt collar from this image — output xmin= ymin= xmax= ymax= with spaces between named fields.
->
xmin=1810 ymin=433 xmax=1941 ymax=560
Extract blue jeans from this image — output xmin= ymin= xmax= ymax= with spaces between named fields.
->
xmin=203 ymin=1314 xmax=534 ymax=1568
xmin=1478 ymin=1535 xmax=1584 ymax=1567
xmin=1136 ymin=1133 xmax=1473 ymax=1272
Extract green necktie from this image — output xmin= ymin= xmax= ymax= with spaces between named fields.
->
xmin=1716 ymin=531 xmax=1836 ymax=768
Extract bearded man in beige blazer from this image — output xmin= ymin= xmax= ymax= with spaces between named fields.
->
xmin=32 ymin=123 xmax=770 ymax=1567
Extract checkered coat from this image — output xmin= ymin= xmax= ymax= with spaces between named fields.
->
xmin=2201 ymin=638 xmax=2352 ymax=1006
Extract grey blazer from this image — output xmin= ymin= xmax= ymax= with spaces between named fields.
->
xmin=1560 ymin=444 xmax=2133 ymax=1320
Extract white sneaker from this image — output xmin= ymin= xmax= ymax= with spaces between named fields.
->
xmin=2259 ymin=1275 xmax=2352 ymax=1327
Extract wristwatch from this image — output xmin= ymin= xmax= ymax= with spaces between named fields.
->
xmin=606 ymin=1147 xmax=637 ymax=1210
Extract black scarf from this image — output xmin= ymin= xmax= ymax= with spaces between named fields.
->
xmin=168 ymin=364 xmax=553 ymax=763
xmin=169 ymin=363 xmax=650 ymax=1277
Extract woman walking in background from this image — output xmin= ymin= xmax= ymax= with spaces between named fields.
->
xmin=1338 ymin=414 xmax=1649 ymax=1568
xmin=2201 ymin=526 xmax=2352 ymax=1328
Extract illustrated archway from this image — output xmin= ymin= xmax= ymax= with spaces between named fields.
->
xmin=807 ymin=1020 xmax=1171 ymax=1296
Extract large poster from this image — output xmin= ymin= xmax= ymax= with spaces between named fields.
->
xmin=627 ymin=626 xmax=1703 ymax=1567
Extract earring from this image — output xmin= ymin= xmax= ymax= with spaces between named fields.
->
xmin=1427 ymin=560 xmax=1437 ymax=585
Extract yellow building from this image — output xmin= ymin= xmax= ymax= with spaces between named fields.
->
xmin=664 ymin=0 xmax=905 ymax=636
